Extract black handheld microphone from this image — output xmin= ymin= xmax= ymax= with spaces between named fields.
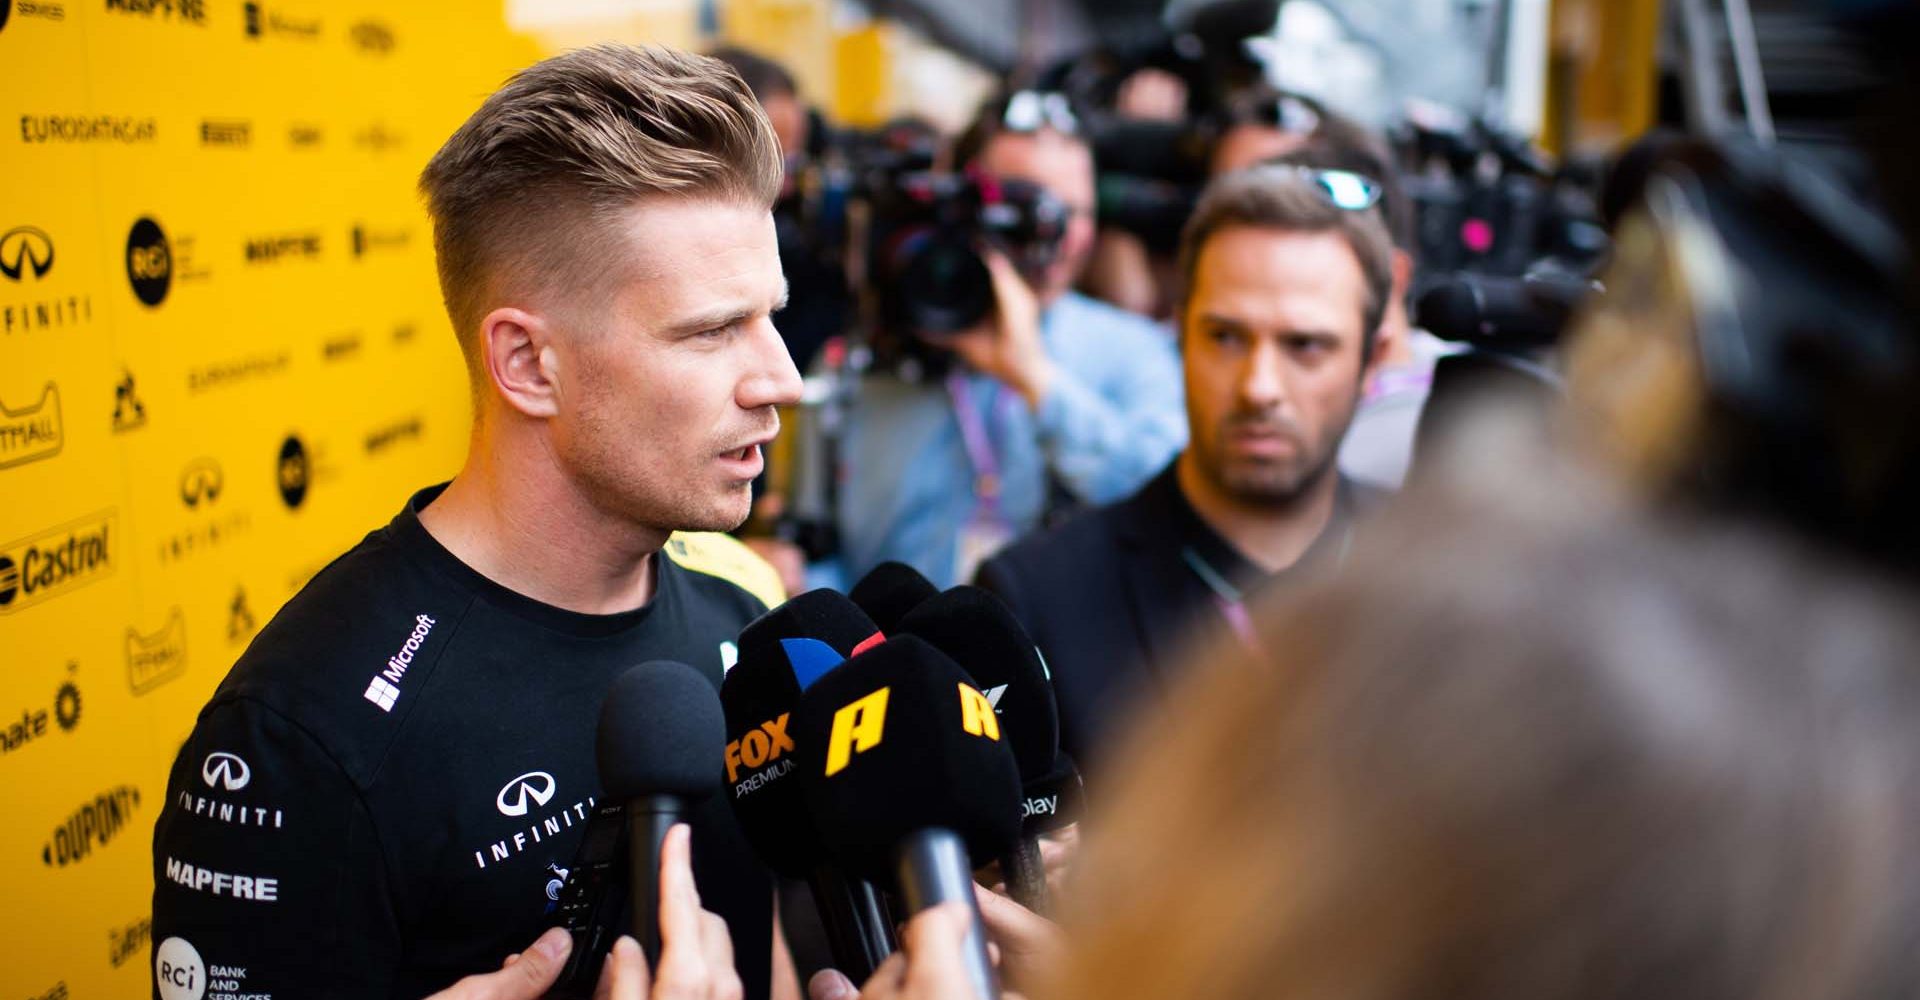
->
xmin=898 ymin=586 xmax=1083 ymax=912
xmin=596 ymin=660 xmax=726 ymax=968
xmin=722 ymin=590 xmax=895 ymax=979
xmin=847 ymin=561 xmax=939 ymax=633
xmin=795 ymin=636 xmax=1023 ymax=1000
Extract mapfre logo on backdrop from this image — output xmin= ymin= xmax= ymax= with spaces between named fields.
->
xmin=0 ymin=382 xmax=63 ymax=469
xmin=127 ymin=606 xmax=188 ymax=695
xmin=2 ymin=225 xmax=95 ymax=336
xmin=103 ymin=0 xmax=205 ymax=25
xmin=0 ymin=510 xmax=116 ymax=614
xmin=242 ymin=231 xmax=320 ymax=264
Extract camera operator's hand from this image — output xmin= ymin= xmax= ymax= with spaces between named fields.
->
xmin=974 ymin=884 xmax=1063 ymax=994
xmin=946 ymin=250 xmax=1055 ymax=412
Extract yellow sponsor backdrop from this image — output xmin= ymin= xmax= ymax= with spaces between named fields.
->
xmin=0 ymin=3 xmax=534 ymax=994
xmin=0 ymin=1 xmax=855 ymax=995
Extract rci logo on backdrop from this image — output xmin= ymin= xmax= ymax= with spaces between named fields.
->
xmin=41 ymin=784 xmax=140 ymax=867
xmin=0 ymin=510 xmax=115 ymax=614
xmin=2 ymin=662 xmax=82 ymax=759
xmin=277 ymin=434 xmax=309 ymax=509
xmin=1 ymin=225 xmax=53 ymax=280
xmin=104 ymin=0 xmax=204 ymax=24
xmin=0 ymin=382 xmax=64 ymax=469
xmin=111 ymin=369 xmax=147 ymax=432
xmin=198 ymin=119 xmax=250 ymax=147
xmin=126 ymin=217 xmax=171 ymax=307
xmin=128 ymin=606 xmax=188 ymax=695
xmin=348 ymin=18 xmax=393 ymax=53
xmin=2 ymin=225 xmax=94 ymax=336
xmin=109 ymin=915 xmax=152 ymax=969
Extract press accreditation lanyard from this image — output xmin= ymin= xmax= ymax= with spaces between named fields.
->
xmin=946 ymin=372 xmax=1008 ymax=521
xmin=1181 ymin=518 xmax=1355 ymax=650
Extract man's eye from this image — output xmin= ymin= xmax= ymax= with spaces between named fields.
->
xmin=699 ymin=323 xmax=738 ymax=339
xmin=1208 ymin=328 xmax=1244 ymax=347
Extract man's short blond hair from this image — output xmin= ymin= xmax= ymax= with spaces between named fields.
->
xmin=419 ymin=44 xmax=782 ymax=382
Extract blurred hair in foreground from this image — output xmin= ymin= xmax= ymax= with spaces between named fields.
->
xmin=1055 ymin=409 xmax=1920 ymax=1000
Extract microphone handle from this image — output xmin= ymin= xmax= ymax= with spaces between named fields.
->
xmin=627 ymin=794 xmax=686 ymax=968
xmin=807 ymin=866 xmax=897 ymax=980
xmin=894 ymin=828 xmax=999 ymax=1000
xmin=1002 ymin=835 xmax=1050 ymax=914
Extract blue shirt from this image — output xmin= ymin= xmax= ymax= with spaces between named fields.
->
xmin=836 ymin=291 xmax=1187 ymax=588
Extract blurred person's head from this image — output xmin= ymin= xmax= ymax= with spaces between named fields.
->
xmin=708 ymin=45 xmax=810 ymax=162
xmin=1207 ymin=88 xmax=1329 ymax=176
xmin=418 ymin=44 xmax=799 ymax=536
xmin=1174 ymin=164 xmax=1394 ymax=514
xmin=953 ymin=91 xmax=1097 ymax=306
xmin=1055 ymin=467 xmax=1920 ymax=1000
xmin=1269 ymin=120 xmax=1419 ymax=359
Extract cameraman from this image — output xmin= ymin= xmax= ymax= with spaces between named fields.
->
xmin=836 ymin=91 xmax=1186 ymax=587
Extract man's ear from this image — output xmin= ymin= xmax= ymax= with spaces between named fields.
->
xmin=479 ymin=307 xmax=561 ymax=419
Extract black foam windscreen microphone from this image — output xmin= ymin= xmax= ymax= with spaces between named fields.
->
xmin=721 ymin=590 xmax=894 ymax=978
xmin=848 ymin=561 xmax=940 ymax=633
xmin=595 ymin=660 xmax=726 ymax=967
xmin=795 ymin=636 xmax=1021 ymax=1000
xmin=897 ymin=586 xmax=1080 ymax=910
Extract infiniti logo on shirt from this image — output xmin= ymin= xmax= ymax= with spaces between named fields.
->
xmin=496 ymin=771 xmax=557 ymax=817
xmin=200 ymin=752 xmax=250 ymax=791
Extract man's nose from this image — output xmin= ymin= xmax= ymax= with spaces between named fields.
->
xmin=1237 ymin=340 xmax=1287 ymax=410
xmin=739 ymin=316 xmax=804 ymax=410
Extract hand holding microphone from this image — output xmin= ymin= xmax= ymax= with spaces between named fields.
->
xmin=425 ymin=825 xmax=738 ymax=1000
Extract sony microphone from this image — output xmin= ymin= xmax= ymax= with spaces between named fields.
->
xmin=594 ymin=660 xmax=726 ymax=968
xmin=848 ymin=561 xmax=939 ymax=633
xmin=722 ymin=590 xmax=895 ymax=979
xmin=898 ymin=587 xmax=1082 ymax=912
xmin=795 ymin=636 xmax=1023 ymax=1000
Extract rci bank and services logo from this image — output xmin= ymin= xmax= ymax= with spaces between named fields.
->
xmin=126 ymin=217 xmax=171 ymax=307
xmin=0 ymin=382 xmax=63 ymax=469
xmin=277 ymin=434 xmax=309 ymax=509
xmin=128 ymin=606 xmax=188 ymax=695
xmin=0 ymin=510 xmax=115 ymax=614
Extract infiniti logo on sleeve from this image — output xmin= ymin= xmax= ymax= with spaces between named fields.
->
xmin=200 ymin=752 xmax=250 ymax=791
xmin=496 ymin=771 xmax=557 ymax=817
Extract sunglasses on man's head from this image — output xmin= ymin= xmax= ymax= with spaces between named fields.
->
xmin=999 ymin=91 xmax=1080 ymax=135
xmin=1249 ymin=164 xmax=1384 ymax=213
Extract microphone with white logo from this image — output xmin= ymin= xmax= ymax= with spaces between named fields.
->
xmin=897 ymin=587 xmax=1083 ymax=913
xmin=595 ymin=660 xmax=726 ymax=966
